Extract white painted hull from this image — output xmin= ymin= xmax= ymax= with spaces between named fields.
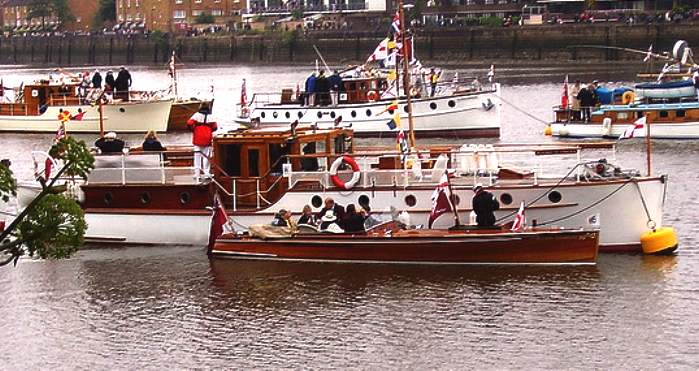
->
xmin=237 ymin=87 xmax=501 ymax=136
xmin=33 ymin=177 xmax=663 ymax=248
xmin=551 ymin=122 xmax=699 ymax=139
xmin=0 ymin=100 xmax=173 ymax=133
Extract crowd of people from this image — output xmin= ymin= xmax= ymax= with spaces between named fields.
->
xmin=303 ymin=70 xmax=343 ymax=107
xmin=269 ymin=197 xmax=375 ymax=234
xmin=50 ymin=66 xmax=133 ymax=103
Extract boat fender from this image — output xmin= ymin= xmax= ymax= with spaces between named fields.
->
xmin=621 ymin=91 xmax=635 ymax=105
xmin=367 ymin=91 xmax=378 ymax=102
xmin=641 ymin=226 xmax=678 ymax=255
xmin=601 ymin=117 xmax=612 ymax=136
xmin=329 ymin=155 xmax=361 ymax=190
xmin=544 ymin=125 xmax=552 ymax=136
xmin=559 ymin=125 xmax=570 ymax=137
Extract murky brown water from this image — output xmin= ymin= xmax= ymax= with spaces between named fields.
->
xmin=0 ymin=65 xmax=698 ymax=368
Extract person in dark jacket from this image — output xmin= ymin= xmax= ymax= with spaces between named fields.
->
xmin=300 ymin=142 xmax=319 ymax=171
xmin=297 ymin=205 xmax=318 ymax=226
xmin=471 ymin=183 xmax=500 ymax=227
xmin=114 ymin=67 xmax=132 ymax=101
xmin=342 ymin=204 xmax=365 ymax=233
xmin=92 ymin=70 xmax=102 ymax=89
xmin=104 ymin=70 xmax=115 ymax=92
xmin=142 ymin=130 xmax=165 ymax=152
xmin=95 ymin=132 xmax=125 ymax=153
xmin=305 ymin=72 xmax=317 ymax=106
xmin=328 ymin=70 xmax=342 ymax=106
xmin=577 ymin=84 xmax=595 ymax=122
xmin=318 ymin=197 xmax=345 ymax=221
xmin=315 ymin=70 xmax=329 ymax=106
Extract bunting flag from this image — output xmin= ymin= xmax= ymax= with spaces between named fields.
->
xmin=511 ymin=201 xmax=525 ymax=231
xmin=397 ymin=127 xmax=409 ymax=161
xmin=380 ymin=85 xmax=398 ymax=100
xmin=561 ymin=75 xmax=569 ymax=108
xmin=207 ymin=194 xmax=232 ymax=252
xmin=367 ymin=38 xmax=390 ymax=63
xmin=377 ymin=100 xmax=399 ymax=116
xmin=428 ymin=171 xmax=453 ymax=228
xmin=386 ymin=118 xmax=397 ymax=130
xmin=70 ymin=110 xmax=85 ymax=121
xmin=391 ymin=11 xmax=401 ymax=36
xmin=487 ymin=65 xmax=495 ymax=83
xmin=384 ymin=51 xmax=397 ymax=68
xmin=0 ymin=79 xmax=3 ymax=97
xmin=168 ymin=51 xmax=176 ymax=78
xmin=619 ymin=116 xmax=647 ymax=140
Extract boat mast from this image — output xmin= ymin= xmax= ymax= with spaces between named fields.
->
xmin=170 ymin=51 xmax=178 ymax=99
xmin=398 ymin=0 xmax=416 ymax=148
xmin=645 ymin=113 xmax=652 ymax=176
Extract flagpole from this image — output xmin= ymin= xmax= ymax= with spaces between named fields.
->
xmin=398 ymin=0 xmax=416 ymax=149
xmin=645 ymin=113 xmax=652 ymax=176
xmin=98 ymin=91 xmax=105 ymax=138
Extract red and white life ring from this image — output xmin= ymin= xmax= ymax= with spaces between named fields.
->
xmin=329 ymin=155 xmax=361 ymax=190
xmin=367 ymin=90 xmax=378 ymax=102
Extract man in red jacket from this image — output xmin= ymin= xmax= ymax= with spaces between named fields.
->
xmin=187 ymin=104 xmax=217 ymax=181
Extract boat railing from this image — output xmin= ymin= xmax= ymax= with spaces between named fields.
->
xmin=86 ymin=152 xmax=197 ymax=185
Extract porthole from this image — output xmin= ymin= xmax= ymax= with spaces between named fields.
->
xmin=366 ymin=109 xmax=372 ymax=117
xmin=311 ymin=195 xmax=323 ymax=208
xmin=285 ymin=112 xmax=291 ymax=119
xmin=548 ymin=191 xmax=562 ymax=203
xmin=317 ymin=111 xmax=323 ymax=118
xmin=448 ymin=100 xmax=456 ymax=108
xmin=260 ymin=112 xmax=266 ymax=119
xmin=103 ymin=192 xmax=113 ymax=205
xmin=403 ymin=105 xmax=409 ymax=113
xmin=430 ymin=102 xmax=437 ymax=110
xmin=297 ymin=111 xmax=303 ymax=118
xmin=140 ymin=192 xmax=151 ymax=204
xmin=404 ymin=194 xmax=417 ymax=207
xmin=450 ymin=194 xmax=460 ymax=206
xmin=500 ymin=193 xmax=513 ymax=205
xmin=330 ymin=111 xmax=336 ymax=119
xmin=273 ymin=111 xmax=278 ymax=118
xmin=358 ymin=194 xmax=370 ymax=208
xmin=351 ymin=110 xmax=357 ymax=118
xmin=388 ymin=109 xmax=394 ymax=115
xmin=180 ymin=192 xmax=191 ymax=205
xmin=119 ymin=107 xmax=126 ymax=113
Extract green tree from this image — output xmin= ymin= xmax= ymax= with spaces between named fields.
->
xmin=0 ymin=136 xmax=94 ymax=267
xmin=195 ymin=12 xmax=215 ymax=24
xmin=26 ymin=0 xmax=75 ymax=30
xmin=94 ymin=0 xmax=116 ymax=29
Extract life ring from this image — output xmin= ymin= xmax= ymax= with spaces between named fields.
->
xmin=367 ymin=91 xmax=378 ymax=102
xmin=329 ymin=155 xmax=361 ymax=190
xmin=622 ymin=91 xmax=635 ymax=105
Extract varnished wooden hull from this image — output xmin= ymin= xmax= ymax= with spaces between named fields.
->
xmin=167 ymin=100 xmax=213 ymax=131
xmin=212 ymin=229 xmax=599 ymax=265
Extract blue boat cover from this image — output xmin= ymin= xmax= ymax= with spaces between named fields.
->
xmin=635 ymin=80 xmax=695 ymax=90
xmin=594 ymin=87 xmax=631 ymax=104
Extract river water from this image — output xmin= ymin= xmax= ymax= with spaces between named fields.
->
xmin=1 ymin=64 xmax=698 ymax=369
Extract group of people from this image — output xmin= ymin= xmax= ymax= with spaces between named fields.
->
xmin=271 ymin=197 xmax=371 ymax=234
xmin=53 ymin=67 xmax=133 ymax=103
xmin=569 ymin=80 xmax=601 ymax=122
xmin=303 ymin=70 xmax=343 ymax=107
xmin=93 ymin=130 xmax=165 ymax=154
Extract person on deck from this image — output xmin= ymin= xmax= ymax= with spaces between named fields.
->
xmin=315 ymin=70 xmax=329 ymax=106
xmin=95 ymin=132 xmax=126 ymax=154
xmin=297 ymin=205 xmax=318 ymax=226
xmin=92 ymin=70 xmax=103 ymax=89
xmin=114 ymin=67 xmax=132 ymax=101
xmin=300 ymin=142 xmax=319 ymax=171
xmin=105 ymin=70 xmax=115 ymax=92
xmin=328 ymin=70 xmax=342 ymax=106
xmin=142 ymin=130 xmax=166 ymax=152
xmin=471 ymin=183 xmax=500 ymax=227
xmin=428 ymin=68 xmax=440 ymax=97
xmin=305 ymin=72 xmax=317 ymax=106
xmin=577 ymin=84 xmax=595 ymax=123
xmin=187 ymin=104 xmax=218 ymax=181
xmin=318 ymin=197 xmax=345 ymax=222
xmin=342 ymin=204 xmax=366 ymax=233
xmin=570 ymin=80 xmax=581 ymax=121
xmin=271 ymin=209 xmax=296 ymax=228
xmin=319 ymin=210 xmax=344 ymax=233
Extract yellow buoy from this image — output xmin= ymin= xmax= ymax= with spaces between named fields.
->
xmin=544 ymin=125 xmax=553 ymax=136
xmin=641 ymin=227 xmax=678 ymax=255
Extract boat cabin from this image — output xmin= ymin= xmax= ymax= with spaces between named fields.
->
xmin=0 ymin=81 xmax=81 ymax=116
xmin=213 ymin=127 xmax=354 ymax=208
xmin=342 ymin=77 xmax=390 ymax=104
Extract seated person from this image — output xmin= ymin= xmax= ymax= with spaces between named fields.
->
xmin=271 ymin=209 xmax=296 ymax=231
xmin=297 ymin=205 xmax=318 ymax=226
xmin=342 ymin=204 xmax=366 ymax=233
xmin=319 ymin=210 xmax=344 ymax=233
xmin=95 ymin=132 xmax=125 ymax=153
xmin=142 ymin=130 xmax=166 ymax=152
xmin=318 ymin=197 xmax=345 ymax=221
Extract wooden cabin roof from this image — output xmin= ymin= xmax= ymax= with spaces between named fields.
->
xmin=215 ymin=127 xmax=353 ymax=144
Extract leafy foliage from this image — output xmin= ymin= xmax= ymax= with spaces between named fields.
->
xmin=1 ymin=136 xmax=94 ymax=267
xmin=15 ymin=194 xmax=86 ymax=260
xmin=26 ymin=0 xmax=75 ymax=28
xmin=95 ymin=0 xmax=116 ymax=25
xmin=195 ymin=13 xmax=215 ymax=25
xmin=0 ymin=164 xmax=15 ymax=203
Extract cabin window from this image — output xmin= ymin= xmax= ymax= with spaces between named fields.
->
xmin=448 ymin=100 xmax=456 ymax=108
xmin=311 ymin=195 xmax=323 ymax=208
xmin=348 ymin=82 xmax=356 ymax=90
xmin=269 ymin=144 xmax=289 ymax=174
xmin=430 ymin=102 xmax=437 ymax=110
xmin=273 ymin=111 xmax=278 ymax=118
xmin=248 ymin=149 xmax=260 ymax=177
xmin=636 ymin=111 xmax=644 ymax=119
xmin=659 ymin=111 xmax=669 ymax=118
xmin=404 ymin=194 xmax=417 ymax=207
xmin=260 ymin=112 xmax=266 ymax=119
xmin=351 ymin=110 xmax=357 ymax=118
xmin=548 ymin=191 xmax=562 ymax=203
xmin=298 ymin=111 xmax=303 ymax=118
xmin=500 ymin=193 xmax=513 ymax=205
xmin=676 ymin=110 xmax=686 ymax=118
xmin=366 ymin=109 xmax=372 ymax=116
xmin=404 ymin=105 xmax=410 ymax=113
xmin=334 ymin=135 xmax=347 ymax=154
xmin=330 ymin=111 xmax=336 ymax=119
xmin=285 ymin=112 xmax=290 ymax=119
xmin=317 ymin=112 xmax=323 ymax=118
xmin=221 ymin=144 xmax=242 ymax=176
xmin=617 ymin=112 xmax=629 ymax=120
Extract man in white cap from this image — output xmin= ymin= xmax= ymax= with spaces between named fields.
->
xmin=319 ymin=210 xmax=344 ymax=233
xmin=94 ymin=132 xmax=125 ymax=153
xmin=471 ymin=183 xmax=499 ymax=227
